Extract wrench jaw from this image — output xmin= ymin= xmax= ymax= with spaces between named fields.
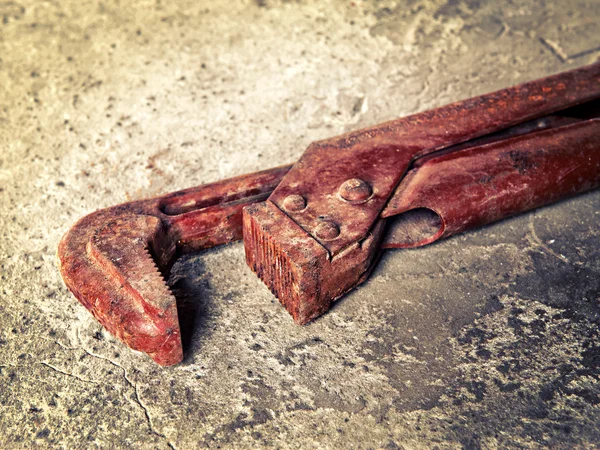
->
xmin=243 ymin=201 xmax=385 ymax=325
xmin=87 ymin=214 xmax=182 ymax=366
xmin=58 ymin=208 xmax=184 ymax=366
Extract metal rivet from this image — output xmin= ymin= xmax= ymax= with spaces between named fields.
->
xmin=282 ymin=194 xmax=306 ymax=212
xmin=315 ymin=221 xmax=340 ymax=240
xmin=339 ymin=178 xmax=372 ymax=202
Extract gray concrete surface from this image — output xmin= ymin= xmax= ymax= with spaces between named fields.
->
xmin=1 ymin=0 xmax=599 ymax=448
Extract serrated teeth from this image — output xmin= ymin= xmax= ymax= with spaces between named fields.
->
xmin=143 ymin=246 xmax=175 ymax=298
xmin=88 ymin=215 xmax=178 ymax=314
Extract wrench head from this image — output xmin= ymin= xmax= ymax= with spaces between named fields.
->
xmin=56 ymin=165 xmax=292 ymax=365
xmin=243 ymin=201 xmax=385 ymax=324
xmin=58 ymin=209 xmax=182 ymax=366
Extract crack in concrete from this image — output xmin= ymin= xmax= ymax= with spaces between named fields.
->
xmin=539 ymin=37 xmax=567 ymax=63
xmin=527 ymin=218 xmax=570 ymax=264
xmin=81 ymin=349 xmax=178 ymax=450
xmin=37 ymin=337 xmax=178 ymax=449
xmin=37 ymin=336 xmax=80 ymax=351
xmin=40 ymin=361 xmax=98 ymax=384
xmin=568 ymin=45 xmax=600 ymax=60
xmin=132 ymin=380 xmax=178 ymax=450
xmin=52 ymin=339 xmax=79 ymax=350
xmin=539 ymin=37 xmax=600 ymax=62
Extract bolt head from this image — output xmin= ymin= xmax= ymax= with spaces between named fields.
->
xmin=339 ymin=178 xmax=372 ymax=202
xmin=315 ymin=221 xmax=340 ymax=240
xmin=282 ymin=194 xmax=306 ymax=212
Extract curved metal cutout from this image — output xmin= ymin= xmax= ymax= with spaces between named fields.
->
xmin=382 ymin=207 xmax=444 ymax=249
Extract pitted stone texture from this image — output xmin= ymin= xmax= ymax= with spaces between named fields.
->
xmin=1 ymin=0 xmax=599 ymax=448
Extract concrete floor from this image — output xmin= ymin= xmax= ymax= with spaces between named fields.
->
xmin=1 ymin=0 xmax=599 ymax=448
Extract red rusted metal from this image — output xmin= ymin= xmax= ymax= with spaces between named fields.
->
xmin=381 ymin=118 xmax=600 ymax=247
xmin=57 ymin=165 xmax=290 ymax=365
xmin=59 ymin=62 xmax=600 ymax=366
xmin=243 ymin=62 xmax=600 ymax=325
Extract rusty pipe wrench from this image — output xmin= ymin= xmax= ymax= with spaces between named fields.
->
xmin=58 ymin=62 xmax=600 ymax=365
xmin=243 ymin=62 xmax=600 ymax=325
